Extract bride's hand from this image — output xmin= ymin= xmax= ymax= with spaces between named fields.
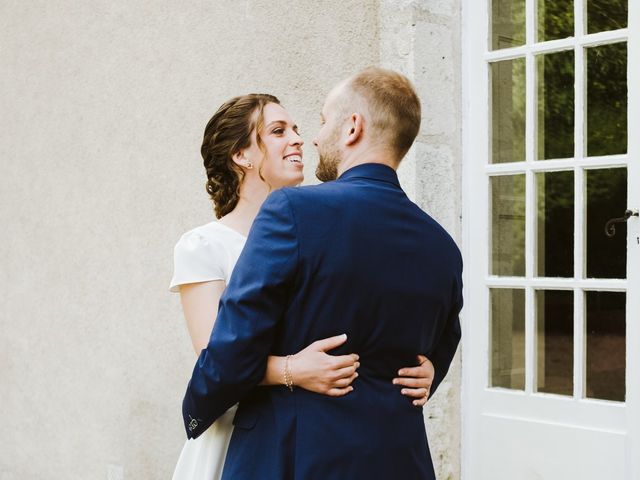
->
xmin=290 ymin=334 xmax=360 ymax=397
xmin=393 ymin=355 xmax=435 ymax=406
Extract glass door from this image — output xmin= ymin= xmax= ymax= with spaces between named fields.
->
xmin=462 ymin=0 xmax=639 ymax=478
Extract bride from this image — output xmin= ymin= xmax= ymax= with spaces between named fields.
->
xmin=170 ymin=93 xmax=435 ymax=479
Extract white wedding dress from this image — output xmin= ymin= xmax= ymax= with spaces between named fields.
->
xmin=169 ymin=221 xmax=247 ymax=480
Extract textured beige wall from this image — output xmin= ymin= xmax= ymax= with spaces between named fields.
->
xmin=1 ymin=1 xmax=462 ymax=479
xmin=1 ymin=2 xmax=378 ymax=478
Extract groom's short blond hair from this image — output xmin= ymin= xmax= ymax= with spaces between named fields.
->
xmin=344 ymin=67 xmax=421 ymax=160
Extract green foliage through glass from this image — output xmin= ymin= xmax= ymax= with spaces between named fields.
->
xmin=492 ymin=59 xmax=526 ymax=164
xmin=492 ymin=0 xmax=526 ymax=50
xmin=492 ymin=175 xmax=526 ymax=276
xmin=538 ymin=0 xmax=574 ymax=41
xmin=587 ymin=0 xmax=627 ymax=33
xmin=537 ymin=50 xmax=575 ymax=160
xmin=586 ymin=43 xmax=627 ymax=157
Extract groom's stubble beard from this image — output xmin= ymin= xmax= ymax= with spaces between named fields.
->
xmin=315 ymin=153 xmax=340 ymax=182
xmin=315 ymin=125 xmax=342 ymax=182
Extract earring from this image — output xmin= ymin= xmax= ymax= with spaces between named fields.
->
xmin=245 ymin=161 xmax=253 ymax=170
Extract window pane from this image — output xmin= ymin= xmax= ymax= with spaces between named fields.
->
xmin=587 ymin=0 xmax=627 ymax=33
xmin=586 ymin=43 xmax=627 ymax=157
xmin=491 ymin=288 xmax=526 ymax=390
xmin=586 ymin=168 xmax=627 ymax=279
xmin=586 ymin=291 xmax=625 ymax=402
xmin=536 ymin=290 xmax=573 ymax=395
xmin=536 ymin=171 xmax=574 ymax=277
xmin=492 ymin=58 xmax=526 ymax=164
xmin=492 ymin=175 xmax=526 ymax=276
xmin=492 ymin=0 xmax=526 ymax=50
xmin=537 ymin=50 xmax=574 ymax=160
xmin=537 ymin=0 xmax=574 ymax=41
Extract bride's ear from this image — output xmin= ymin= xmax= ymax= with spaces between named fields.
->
xmin=232 ymin=151 xmax=253 ymax=170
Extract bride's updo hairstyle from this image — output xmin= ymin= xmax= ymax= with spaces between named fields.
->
xmin=201 ymin=93 xmax=280 ymax=218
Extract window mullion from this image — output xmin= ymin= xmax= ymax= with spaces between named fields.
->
xmin=524 ymin=0 xmax=536 ymax=395
xmin=573 ymin=0 xmax=586 ymax=402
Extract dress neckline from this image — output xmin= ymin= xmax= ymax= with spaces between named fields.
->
xmin=214 ymin=221 xmax=248 ymax=240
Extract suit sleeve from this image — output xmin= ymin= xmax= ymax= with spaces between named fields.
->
xmin=427 ymin=253 xmax=463 ymax=398
xmin=182 ymin=189 xmax=298 ymax=439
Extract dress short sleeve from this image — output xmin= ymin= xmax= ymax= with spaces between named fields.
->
xmin=169 ymin=229 xmax=227 ymax=292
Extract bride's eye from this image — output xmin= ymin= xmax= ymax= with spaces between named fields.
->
xmin=272 ymin=128 xmax=285 ymax=135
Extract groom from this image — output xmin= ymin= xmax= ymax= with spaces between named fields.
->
xmin=183 ymin=68 xmax=463 ymax=479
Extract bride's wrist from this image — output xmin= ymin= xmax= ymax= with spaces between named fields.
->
xmin=284 ymin=355 xmax=295 ymax=391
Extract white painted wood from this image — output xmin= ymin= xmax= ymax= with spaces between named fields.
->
xmin=461 ymin=0 xmax=635 ymax=477
xmin=460 ymin=0 xmax=490 ymax=477
xmin=573 ymin=0 xmax=587 ymax=402
xmin=485 ymin=155 xmax=628 ymax=174
xmin=479 ymin=415 xmax=626 ymax=480
xmin=574 ymin=287 xmax=586 ymax=399
xmin=484 ymin=29 xmax=628 ymax=62
xmin=485 ymin=276 xmax=627 ymax=289
xmin=524 ymin=24 xmax=536 ymax=393
xmin=481 ymin=390 xmax=626 ymax=431
xmin=625 ymin=1 xmax=640 ymax=478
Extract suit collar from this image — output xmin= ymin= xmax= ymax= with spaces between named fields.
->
xmin=337 ymin=163 xmax=401 ymax=188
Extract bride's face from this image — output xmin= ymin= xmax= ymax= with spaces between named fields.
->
xmin=245 ymin=103 xmax=305 ymax=189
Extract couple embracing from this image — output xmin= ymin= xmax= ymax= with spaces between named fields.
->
xmin=170 ymin=68 xmax=463 ymax=479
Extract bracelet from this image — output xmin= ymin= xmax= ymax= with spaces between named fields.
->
xmin=284 ymin=355 xmax=294 ymax=392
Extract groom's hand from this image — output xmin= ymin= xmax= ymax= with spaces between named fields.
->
xmin=393 ymin=355 xmax=435 ymax=406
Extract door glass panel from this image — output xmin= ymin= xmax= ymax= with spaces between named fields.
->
xmin=586 ymin=291 xmax=626 ymax=401
xmin=586 ymin=168 xmax=627 ymax=279
xmin=537 ymin=0 xmax=574 ymax=42
xmin=492 ymin=175 xmax=526 ymax=276
xmin=537 ymin=50 xmax=574 ymax=160
xmin=491 ymin=288 xmax=526 ymax=390
xmin=586 ymin=43 xmax=628 ymax=157
xmin=587 ymin=0 xmax=628 ymax=33
xmin=536 ymin=171 xmax=574 ymax=277
xmin=536 ymin=290 xmax=573 ymax=395
xmin=492 ymin=58 xmax=526 ymax=164
xmin=492 ymin=0 xmax=526 ymax=50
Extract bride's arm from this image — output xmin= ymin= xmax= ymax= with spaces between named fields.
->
xmin=179 ymin=281 xmax=360 ymax=396
xmin=179 ymin=280 xmax=226 ymax=355
xmin=261 ymin=335 xmax=359 ymax=397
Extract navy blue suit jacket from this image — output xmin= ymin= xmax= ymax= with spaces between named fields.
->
xmin=182 ymin=163 xmax=463 ymax=479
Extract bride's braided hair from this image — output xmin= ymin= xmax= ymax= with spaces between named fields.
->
xmin=201 ymin=94 xmax=280 ymax=218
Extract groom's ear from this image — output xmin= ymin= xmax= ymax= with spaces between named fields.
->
xmin=345 ymin=113 xmax=364 ymax=146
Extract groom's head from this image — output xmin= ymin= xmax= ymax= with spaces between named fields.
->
xmin=314 ymin=67 xmax=421 ymax=182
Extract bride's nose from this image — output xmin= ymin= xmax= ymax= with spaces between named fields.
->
xmin=290 ymin=131 xmax=304 ymax=147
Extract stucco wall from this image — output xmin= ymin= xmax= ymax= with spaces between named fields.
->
xmin=1 ymin=1 xmax=461 ymax=478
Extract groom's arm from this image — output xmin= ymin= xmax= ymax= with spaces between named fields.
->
xmin=426 ymin=254 xmax=463 ymax=398
xmin=182 ymin=189 xmax=299 ymax=439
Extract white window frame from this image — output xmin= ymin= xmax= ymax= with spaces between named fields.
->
xmin=461 ymin=0 xmax=640 ymax=477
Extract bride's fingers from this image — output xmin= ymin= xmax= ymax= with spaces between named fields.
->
xmin=393 ymin=376 xmax=430 ymax=389
xmin=332 ymin=363 xmax=360 ymax=379
xmin=401 ymin=387 xmax=429 ymax=398
xmin=331 ymin=372 xmax=358 ymax=388
xmin=412 ymin=395 xmax=430 ymax=407
xmin=330 ymin=354 xmax=359 ymax=369
xmin=397 ymin=365 xmax=429 ymax=378
xmin=326 ymin=386 xmax=354 ymax=397
xmin=311 ymin=334 xmax=348 ymax=352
